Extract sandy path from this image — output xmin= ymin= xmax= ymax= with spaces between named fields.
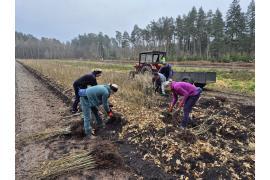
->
xmin=15 ymin=62 xmax=70 ymax=179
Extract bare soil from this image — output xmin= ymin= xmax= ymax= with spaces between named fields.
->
xmin=203 ymin=89 xmax=255 ymax=106
xmin=16 ymin=61 xmax=255 ymax=179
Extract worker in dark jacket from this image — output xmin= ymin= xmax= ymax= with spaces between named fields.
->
xmin=72 ymin=69 xmax=102 ymax=113
xmin=158 ymin=63 xmax=173 ymax=80
xmin=78 ymin=84 xmax=118 ymax=138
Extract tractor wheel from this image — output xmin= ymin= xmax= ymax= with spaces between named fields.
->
xmin=141 ymin=66 xmax=152 ymax=75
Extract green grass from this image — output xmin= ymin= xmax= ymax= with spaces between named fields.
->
xmin=173 ymin=66 xmax=254 ymax=95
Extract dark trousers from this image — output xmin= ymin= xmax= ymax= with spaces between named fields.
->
xmin=154 ymin=79 xmax=162 ymax=93
xmin=72 ymin=84 xmax=80 ymax=111
xmin=90 ymin=106 xmax=102 ymax=125
xmin=181 ymin=93 xmax=201 ymax=127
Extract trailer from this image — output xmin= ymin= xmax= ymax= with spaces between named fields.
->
xmin=129 ymin=51 xmax=216 ymax=88
xmin=173 ymin=71 xmax=216 ymax=88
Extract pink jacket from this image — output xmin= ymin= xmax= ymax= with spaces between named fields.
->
xmin=170 ymin=81 xmax=199 ymax=106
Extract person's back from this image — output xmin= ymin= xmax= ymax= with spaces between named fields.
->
xmin=85 ymin=85 xmax=110 ymax=107
xmin=158 ymin=73 xmax=166 ymax=82
xmin=71 ymin=69 xmax=102 ymax=113
xmin=79 ymin=83 xmax=118 ymax=137
xmin=74 ymin=73 xmax=97 ymax=88
xmin=171 ymin=81 xmax=198 ymax=96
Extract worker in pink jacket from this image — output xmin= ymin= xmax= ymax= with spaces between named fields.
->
xmin=165 ymin=81 xmax=202 ymax=128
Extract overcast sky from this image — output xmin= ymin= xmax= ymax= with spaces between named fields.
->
xmin=15 ymin=0 xmax=251 ymax=42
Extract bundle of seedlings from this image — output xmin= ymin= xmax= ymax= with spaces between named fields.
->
xmin=30 ymin=150 xmax=96 ymax=179
xmin=18 ymin=120 xmax=86 ymax=146
xmin=30 ymin=141 xmax=123 ymax=179
xmin=90 ymin=141 xmax=123 ymax=168
xmin=17 ymin=127 xmax=71 ymax=145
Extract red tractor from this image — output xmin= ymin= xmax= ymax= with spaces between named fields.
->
xmin=129 ymin=51 xmax=166 ymax=78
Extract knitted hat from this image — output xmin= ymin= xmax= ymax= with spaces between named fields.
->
xmin=110 ymin=84 xmax=118 ymax=92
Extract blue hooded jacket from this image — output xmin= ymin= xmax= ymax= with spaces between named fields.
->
xmin=79 ymin=84 xmax=111 ymax=113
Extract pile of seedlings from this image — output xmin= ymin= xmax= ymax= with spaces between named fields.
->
xmin=30 ymin=141 xmax=123 ymax=179
xmin=17 ymin=127 xmax=72 ymax=146
xmin=17 ymin=118 xmax=87 ymax=146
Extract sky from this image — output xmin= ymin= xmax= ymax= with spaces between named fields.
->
xmin=16 ymin=0 xmax=251 ymax=42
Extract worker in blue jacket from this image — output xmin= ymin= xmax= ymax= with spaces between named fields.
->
xmin=72 ymin=69 xmax=102 ymax=113
xmin=78 ymin=83 xmax=118 ymax=139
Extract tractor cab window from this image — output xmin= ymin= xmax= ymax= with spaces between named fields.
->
xmin=153 ymin=54 xmax=159 ymax=63
xmin=145 ymin=54 xmax=152 ymax=63
xmin=140 ymin=54 xmax=146 ymax=63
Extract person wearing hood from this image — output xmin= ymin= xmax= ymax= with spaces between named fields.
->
xmin=78 ymin=83 xmax=118 ymax=139
xmin=72 ymin=69 xmax=102 ymax=113
xmin=165 ymin=81 xmax=202 ymax=128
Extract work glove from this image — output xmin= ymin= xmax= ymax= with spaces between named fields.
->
xmin=178 ymin=101 xmax=184 ymax=108
xmin=108 ymin=111 xmax=113 ymax=118
xmin=168 ymin=104 xmax=173 ymax=112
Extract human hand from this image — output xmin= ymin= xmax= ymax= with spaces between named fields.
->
xmin=168 ymin=105 xmax=173 ymax=112
xmin=108 ymin=111 xmax=113 ymax=118
xmin=178 ymin=101 xmax=184 ymax=108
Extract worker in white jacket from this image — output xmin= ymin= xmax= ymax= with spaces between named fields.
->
xmin=152 ymin=72 xmax=167 ymax=96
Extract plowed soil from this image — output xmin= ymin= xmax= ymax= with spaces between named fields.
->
xmin=16 ymin=61 xmax=255 ymax=179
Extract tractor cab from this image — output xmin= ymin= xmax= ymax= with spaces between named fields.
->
xmin=134 ymin=51 xmax=166 ymax=74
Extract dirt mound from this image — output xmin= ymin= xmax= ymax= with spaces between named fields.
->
xmin=70 ymin=120 xmax=84 ymax=138
xmin=90 ymin=141 xmax=124 ymax=168
xmin=161 ymin=111 xmax=181 ymax=126
xmin=175 ymin=130 xmax=197 ymax=144
xmin=199 ymin=97 xmax=223 ymax=109
xmin=106 ymin=112 xmax=127 ymax=130
xmin=202 ymin=166 xmax=231 ymax=180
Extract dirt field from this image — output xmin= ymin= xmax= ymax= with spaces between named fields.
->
xmin=203 ymin=89 xmax=254 ymax=106
xmin=16 ymin=61 xmax=255 ymax=179
xmin=15 ymin=63 xmax=136 ymax=179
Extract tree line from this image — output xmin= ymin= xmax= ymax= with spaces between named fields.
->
xmin=16 ymin=0 xmax=255 ymax=62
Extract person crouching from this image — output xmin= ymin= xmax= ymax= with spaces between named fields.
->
xmin=78 ymin=83 xmax=118 ymax=139
xmin=72 ymin=68 xmax=102 ymax=114
xmin=165 ymin=81 xmax=202 ymax=128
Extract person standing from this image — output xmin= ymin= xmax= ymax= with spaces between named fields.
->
xmin=78 ymin=84 xmax=118 ymax=139
xmin=165 ymin=81 xmax=202 ymax=128
xmin=72 ymin=69 xmax=102 ymax=113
